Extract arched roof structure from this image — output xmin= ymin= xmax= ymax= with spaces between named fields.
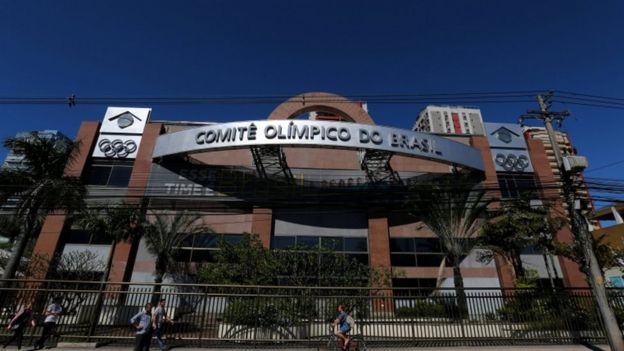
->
xmin=267 ymin=92 xmax=375 ymax=125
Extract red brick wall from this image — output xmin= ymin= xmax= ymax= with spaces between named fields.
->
xmin=108 ymin=123 xmax=163 ymax=283
xmin=470 ymin=136 xmax=514 ymax=288
xmin=368 ymin=209 xmax=391 ymax=270
xmin=251 ymin=208 xmax=273 ymax=248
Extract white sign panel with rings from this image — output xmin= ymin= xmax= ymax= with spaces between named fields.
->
xmin=93 ymin=135 xmax=142 ymax=159
xmin=492 ymin=150 xmax=534 ymax=173
xmin=153 ymin=120 xmax=485 ymax=171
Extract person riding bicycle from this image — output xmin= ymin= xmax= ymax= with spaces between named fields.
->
xmin=333 ymin=304 xmax=351 ymax=351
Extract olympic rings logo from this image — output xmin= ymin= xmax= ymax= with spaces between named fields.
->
xmin=495 ymin=153 xmax=530 ymax=171
xmin=98 ymin=139 xmax=137 ymax=158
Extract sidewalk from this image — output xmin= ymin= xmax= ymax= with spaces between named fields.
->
xmin=20 ymin=345 xmax=610 ymax=351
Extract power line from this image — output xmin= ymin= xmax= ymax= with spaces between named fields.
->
xmin=0 ymin=90 xmax=609 ymax=105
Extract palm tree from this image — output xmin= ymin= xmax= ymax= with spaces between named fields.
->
xmin=408 ymin=170 xmax=490 ymax=314
xmin=73 ymin=202 xmax=146 ymax=281
xmin=72 ymin=202 xmax=147 ymax=338
xmin=0 ymin=133 xmax=85 ymax=283
xmin=143 ymin=210 xmax=212 ymax=300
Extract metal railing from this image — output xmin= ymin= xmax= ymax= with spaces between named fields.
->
xmin=0 ymin=279 xmax=622 ymax=348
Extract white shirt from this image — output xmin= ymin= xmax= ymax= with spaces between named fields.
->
xmin=44 ymin=303 xmax=62 ymax=323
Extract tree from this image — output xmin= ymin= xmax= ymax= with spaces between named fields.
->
xmin=407 ymin=170 xmax=490 ymax=314
xmin=199 ymin=233 xmax=275 ymax=286
xmin=477 ymin=198 xmax=564 ymax=281
xmin=142 ymin=210 xmax=212 ymax=300
xmin=198 ymin=233 xmax=390 ymax=327
xmin=45 ymin=250 xmax=106 ymax=315
xmin=1 ymin=251 xmax=105 ymax=319
xmin=0 ymin=134 xmax=85 ymax=283
xmin=71 ymin=202 xmax=147 ymax=336
xmin=553 ymin=232 xmax=624 ymax=273
xmin=72 ymin=202 xmax=146 ymax=281
xmin=199 ymin=233 xmax=384 ymax=288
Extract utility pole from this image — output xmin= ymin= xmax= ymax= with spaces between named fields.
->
xmin=520 ymin=92 xmax=624 ymax=350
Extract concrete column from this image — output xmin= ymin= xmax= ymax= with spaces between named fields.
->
xmin=470 ymin=136 xmax=515 ymax=288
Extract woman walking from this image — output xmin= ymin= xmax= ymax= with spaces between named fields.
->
xmin=3 ymin=303 xmax=35 ymax=350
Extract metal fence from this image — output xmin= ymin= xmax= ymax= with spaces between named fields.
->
xmin=0 ymin=279 xmax=622 ymax=348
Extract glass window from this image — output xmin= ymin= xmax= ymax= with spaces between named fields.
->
xmin=174 ymin=233 xmax=243 ymax=263
xmin=498 ymin=173 xmax=537 ymax=199
xmin=416 ymin=254 xmax=445 ymax=267
xmin=344 ymin=238 xmax=368 ymax=252
xmin=390 ymin=254 xmax=417 ymax=266
xmin=272 ymin=236 xmax=296 ymax=249
xmin=194 ymin=234 xmax=219 ymax=248
xmin=85 ymin=166 xmax=112 ymax=185
xmin=180 ymin=235 xmax=195 ymax=248
xmin=390 ymin=238 xmax=415 ymax=252
xmin=85 ymin=160 xmax=134 ymax=187
xmin=414 ymin=238 xmax=441 ymax=252
xmin=108 ymin=166 xmax=133 ymax=187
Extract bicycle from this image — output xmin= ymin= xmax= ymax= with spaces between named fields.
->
xmin=325 ymin=324 xmax=367 ymax=351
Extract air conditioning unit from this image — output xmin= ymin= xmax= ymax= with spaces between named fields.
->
xmin=562 ymin=156 xmax=588 ymax=173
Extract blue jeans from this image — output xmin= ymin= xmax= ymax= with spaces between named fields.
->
xmin=154 ymin=326 xmax=166 ymax=351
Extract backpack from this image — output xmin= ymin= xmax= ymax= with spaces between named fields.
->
xmin=346 ymin=314 xmax=355 ymax=329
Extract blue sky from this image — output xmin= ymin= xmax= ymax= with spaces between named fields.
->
xmin=1 ymin=1 xmax=623 ymax=202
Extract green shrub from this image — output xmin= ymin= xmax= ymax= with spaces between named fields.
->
xmin=395 ymin=301 xmax=446 ymax=318
xmin=497 ymin=290 xmax=600 ymax=331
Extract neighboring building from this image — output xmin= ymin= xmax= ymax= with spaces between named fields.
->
xmin=523 ymin=127 xmax=595 ymax=219
xmin=1 ymin=130 xmax=71 ymax=170
xmin=24 ymin=92 xmax=588 ymax=290
xmin=413 ymin=105 xmax=486 ymax=135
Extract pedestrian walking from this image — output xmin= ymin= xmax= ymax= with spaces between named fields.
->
xmin=130 ymin=303 xmax=153 ymax=351
xmin=152 ymin=299 xmax=174 ymax=351
xmin=2 ymin=303 xmax=36 ymax=350
xmin=34 ymin=297 xmax=62 ymax=350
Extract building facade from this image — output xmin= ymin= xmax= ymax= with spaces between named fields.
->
xmin=524 ymin=127 xmax=595 ymax=219
xmin=26 ymin=92 xmax=588 ymax=289
xmin=413 ymin=105 xmax=486 ymax=136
